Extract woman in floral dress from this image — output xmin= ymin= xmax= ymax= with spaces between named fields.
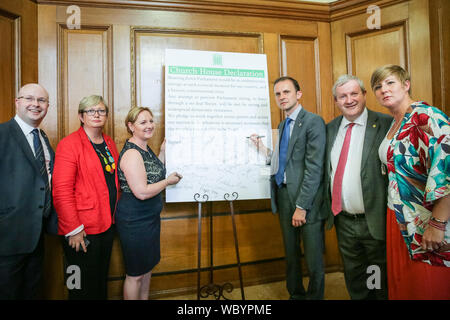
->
xmin=371 ymin=64 xmax=450 ymax=299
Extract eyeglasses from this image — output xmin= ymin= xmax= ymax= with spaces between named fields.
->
xmin=18 ymin=96 xmax=48 ymax=105
xmin=83 ymin=109 xmax=107 ymax=116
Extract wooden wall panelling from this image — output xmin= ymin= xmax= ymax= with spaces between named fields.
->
xmin=0 ymin=0 xmax=38 ymax=122
xmin=346 ymin=23 xmax=409 ymax=114
xmin=131 ymin=29 xmax=261 ymax=153
xmin=52 ymin=5 xmax=318 ymax=38
xmin=0 ymin=10 xmax=17 ymax=123
xmin=108 ymin=258 xmax=286 ymax=299
xmin=309 ymin=21 xmax=341 ymax=268
xmin=278 ymin=23 xmax=334 ymax=123
xmin=106 ymin=210 xmax=286 ymax=299
xmin=126 ymin=28 xmax=288 ymax=297
xmin=58 ymin=25 xmax=113 ymax=139
xmin=407 ymin=0 xmax=433 ymax=105
xmin=0 ymin=0 xmax=38 ymax=85
xmin=38 ymin=5 xmax=59 ymax=147
xmin=429 ymin=0 xmax=449 ymax=115
xmin=28 ymin=0 xmax=448 ymax=300
xmin=157 ymin=212 xmax=284 ymax=273
xmin=279 ymin=32 xmax=342 ymax=269
xmin=37 ymin=0 xmax=331 ymax=22
xmin=262 ymin=32 xmax=282 ymax=128
xmin=280 ymin=36 xmax=319 ymax=115
xmin=330 ymin=0 xmax=408 ymax=21
xmin=317 ymin=21 xmax=335 ymax=124
xmin=38 ymin=9 xmax=114 ymax=299
xmin=331 ymin=0 xmax=434 ymax=116
xmin=38 ymin=3 xmax=336 ymax=299
xmin=38 ymin=5 xmax=64 ymax=300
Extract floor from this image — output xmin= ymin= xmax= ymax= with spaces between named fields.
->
xmin=156 ymin=272 xmax=350 ymax=300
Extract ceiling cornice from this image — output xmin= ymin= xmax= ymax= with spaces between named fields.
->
xmin=330 ymin=0 xmax=408 ymax=21
xmin=35 ymin=0 xmax=409 ymax=22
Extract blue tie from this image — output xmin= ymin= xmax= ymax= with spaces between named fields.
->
xmin=275 ymin=118 xmax=293 ymax=186
xmin=32 ymin=129 xmax=51 ymax=218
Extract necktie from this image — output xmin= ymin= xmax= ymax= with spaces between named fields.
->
xmin=275 ymin=117 xmax=293 ymax=187
xmin=32 ymin=129 xmax=51 ymax=218
xmin=331 ymin=123 xmax=355 ymax=216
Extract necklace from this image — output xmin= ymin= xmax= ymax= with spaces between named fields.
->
xmin=88 ymin=136 xmax=116 ymax=174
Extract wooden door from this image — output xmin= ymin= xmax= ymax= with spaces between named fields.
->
xmin=0 ymin=10 xmax=18 ymax=122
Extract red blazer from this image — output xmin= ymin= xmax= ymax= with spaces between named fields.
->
xmin=52 ymin=127 xmax=120 ymax=235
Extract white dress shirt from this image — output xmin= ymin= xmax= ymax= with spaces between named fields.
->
xmin=330 ymin=108 xmax=367 ymax=214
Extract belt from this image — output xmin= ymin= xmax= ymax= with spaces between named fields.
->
xmin=339 ymin=211 xmax=365 ymax=219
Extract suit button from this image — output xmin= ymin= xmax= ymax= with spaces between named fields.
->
xmin=39 ymin=205 xmax=43 ymax=209
xmin=40 ymin=187 xmax=45 ymax=191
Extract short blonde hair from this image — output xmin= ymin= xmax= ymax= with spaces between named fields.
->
xmin=78 ymin=95 xmax=108 ymax=114
xmin=370 ymin=64 xmax=411 ymax=95
xmin=78 ymin=95 xmax=108 ymax=126
xmin=125 ymin=107 xmax=153 ymax=135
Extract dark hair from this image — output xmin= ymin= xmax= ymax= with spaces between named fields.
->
xmin=274 ymin=76 xmax=301 ymax=92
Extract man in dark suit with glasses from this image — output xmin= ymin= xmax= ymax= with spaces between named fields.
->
xmin=0 ymin=83 xmax=55 ymax=299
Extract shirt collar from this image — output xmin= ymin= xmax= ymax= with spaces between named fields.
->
xmin=287 ymin=103 xmax=302 ymax=122
xmin=341 ymin=107 xmax=367 ymax=128
xmin=14 ymin=114 xmax=38 ymax=135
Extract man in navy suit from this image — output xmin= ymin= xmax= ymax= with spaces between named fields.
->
xmin=0 ymin=83 xmax=55 ymax=299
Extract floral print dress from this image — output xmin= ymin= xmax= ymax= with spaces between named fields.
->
xmin=386 ymin=101 xmax=450 ymax=266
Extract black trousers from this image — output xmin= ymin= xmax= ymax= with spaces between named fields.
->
xmin=0 ymin=232 xmax=44 ymax=300
xmin=62 ymin=226 xmax=115 ymax=300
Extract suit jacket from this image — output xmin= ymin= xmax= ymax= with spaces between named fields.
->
xmin=323 ymin=108 xmax=392 ymax=240
xmin=270 ymin=107 xmax=326 ymax=224
xmin=52 ymin=127 xmax=119 ymax=236
xmin=0 ymin=118 xmax=55 ymax=255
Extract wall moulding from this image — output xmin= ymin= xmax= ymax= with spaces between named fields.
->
xmin=36 ymin=0 xmax=329 ymax=21
xmin=330 ymin=0 xmax=407 ymax=21
xmin=35 ymin=0 xmax=409 ymax=22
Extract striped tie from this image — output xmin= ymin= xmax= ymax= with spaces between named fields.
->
xmin=32 ymin=129 xmax=51 ymax=218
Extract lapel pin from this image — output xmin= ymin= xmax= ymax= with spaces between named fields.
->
xmin=298 ymin=122 xmax=302 ymax=127
xmin=373 ymin=124 xmax=376 ymax=128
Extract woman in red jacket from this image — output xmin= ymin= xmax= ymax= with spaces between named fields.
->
xmin=52 ymin=95 xmax=119 ymax=300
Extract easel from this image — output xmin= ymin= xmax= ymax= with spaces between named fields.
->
xmin=195 ymin=192 xmax=245 ymax=300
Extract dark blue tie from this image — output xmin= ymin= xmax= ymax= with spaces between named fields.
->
xmin=275 ymin=118 xmax=293 ymax=186
xmin=32 ymin=129 xmax=51 ymax=218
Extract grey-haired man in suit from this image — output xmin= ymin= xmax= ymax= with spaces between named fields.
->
xmin=323 ymin=75 xmax=391 ymax=300
xmin=252 ymin=76 xmax=326 ymax=300
xmin=0 ymin=83 xmax=55 ymax=299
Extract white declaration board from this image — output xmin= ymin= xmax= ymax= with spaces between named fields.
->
xmin=164 ymin=49 xmax=272 ymax=202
